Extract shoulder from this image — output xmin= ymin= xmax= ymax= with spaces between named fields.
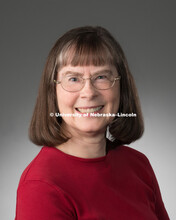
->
xmin=110 ymin=143 xmax=148 ymax=159
xmin=110 ymin=144 xmax=152 ymax=172
xmin=110 ymin=145 xmax=157 ymax=187
xmin=107 ymin=139 xmax=149 ymax=162
xmin=18 ymin=146 xmax=65 ymax=187
xmin=118 ymin=145 xmax=149 ymax=161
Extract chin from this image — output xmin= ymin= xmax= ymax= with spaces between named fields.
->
xmin=73 ymin=120 xmax=108 ymax=134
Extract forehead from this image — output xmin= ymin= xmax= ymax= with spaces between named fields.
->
xmin=58 ymin=65 xmax=117 ymax=75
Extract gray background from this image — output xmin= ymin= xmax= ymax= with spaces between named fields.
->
xmin=0 ymin=0 xmax=175 ymax=219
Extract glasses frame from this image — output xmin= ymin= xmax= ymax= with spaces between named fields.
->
xmin=54 ymin=75 xmax=121 ymax=92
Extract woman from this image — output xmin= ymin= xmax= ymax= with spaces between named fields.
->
xmin=15 ymin=26 xmax=169 ymax=219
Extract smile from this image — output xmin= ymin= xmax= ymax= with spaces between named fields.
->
xmin=76 ymin=106 xmax=104 ymax=113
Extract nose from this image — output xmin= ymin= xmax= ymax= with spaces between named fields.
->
xmin=80 ymin=78 xmax=98 ymax=99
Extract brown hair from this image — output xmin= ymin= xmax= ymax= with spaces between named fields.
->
xmin=29 ymin=26 xmax=144 ymax=147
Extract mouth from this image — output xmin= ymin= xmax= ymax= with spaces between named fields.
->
xmin=75 ymin=105 xmax=104 ymax=113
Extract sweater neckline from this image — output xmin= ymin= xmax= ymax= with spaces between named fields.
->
xmin=44 ymin=139 xmax=115 ymax=163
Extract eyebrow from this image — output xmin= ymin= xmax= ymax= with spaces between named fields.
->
xmin=62 ymin=69 xmax=113 ymax=76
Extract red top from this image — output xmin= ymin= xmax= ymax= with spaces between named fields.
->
xmin=15 ymin=143 xmax=170 ymax=220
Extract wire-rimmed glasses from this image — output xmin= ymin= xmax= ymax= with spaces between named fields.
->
xmin=54 ymin=72 xmax=121 ymax=92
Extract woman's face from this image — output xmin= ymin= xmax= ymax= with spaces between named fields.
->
xmin=56 ymin=65 xmax=120 ymax=135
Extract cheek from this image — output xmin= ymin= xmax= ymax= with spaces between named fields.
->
xmin=106 ymin=87 xmax=120 ymax=112
xmin=56 ymin=89 xmax=77 ymax=112
xmin=113 ymin=90 xmax=120 ymax=106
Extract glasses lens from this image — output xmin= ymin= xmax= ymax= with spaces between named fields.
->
xmin=62 ymin=75 xmax=83 ymax=92
xmin=60 ymin=73 xmax=117 ymax=92
xmin=92 ymin=73 xmax=114 ymax=90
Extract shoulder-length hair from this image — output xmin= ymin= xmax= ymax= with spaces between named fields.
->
xmin=29 ymin=26 xmax=144 ymax=147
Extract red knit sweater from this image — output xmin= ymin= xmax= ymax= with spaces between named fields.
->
xmin=15 ymin=143 xmax=169 ymax=220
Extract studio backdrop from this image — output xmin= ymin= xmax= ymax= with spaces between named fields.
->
xmin=0 ymin=1 xmax=175 ymax=219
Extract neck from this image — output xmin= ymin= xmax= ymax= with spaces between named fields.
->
xmin=56 ymin=132 xmax=107 ymax=159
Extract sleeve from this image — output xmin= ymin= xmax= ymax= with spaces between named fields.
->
xmin=15 ymin=180 xmax=77 ymax=220
xmin=145 ymin=158 xmax=170 ymax=220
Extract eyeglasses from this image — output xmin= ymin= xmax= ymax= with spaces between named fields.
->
xmin=54 ymin=72 xmax=121 ymax=92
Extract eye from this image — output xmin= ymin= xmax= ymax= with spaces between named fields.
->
xmin=98 ymin=75 xmax=106 ymax=79
xmin=67 ymin=76 xmax=81 ymax=83
xmin=95 ymin=75 xmax=108 ymax=80
xmin=69 ymin=77 xmax=78 ymax=82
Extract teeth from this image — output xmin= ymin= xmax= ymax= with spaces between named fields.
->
xmin=77 ymin=106 xmax=103 ymax=113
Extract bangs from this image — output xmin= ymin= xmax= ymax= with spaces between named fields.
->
xmin=56 ymin=34 xmax=115 ymax=69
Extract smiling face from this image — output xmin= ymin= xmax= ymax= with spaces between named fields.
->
xmin=56 ymin=65 xmax=120 ymax=136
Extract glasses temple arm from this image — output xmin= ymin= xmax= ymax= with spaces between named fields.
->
xmin=114 ymin=76 xmax=121 ymax=81
xmin=54 ymin=80 xmax=61 ymax=84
